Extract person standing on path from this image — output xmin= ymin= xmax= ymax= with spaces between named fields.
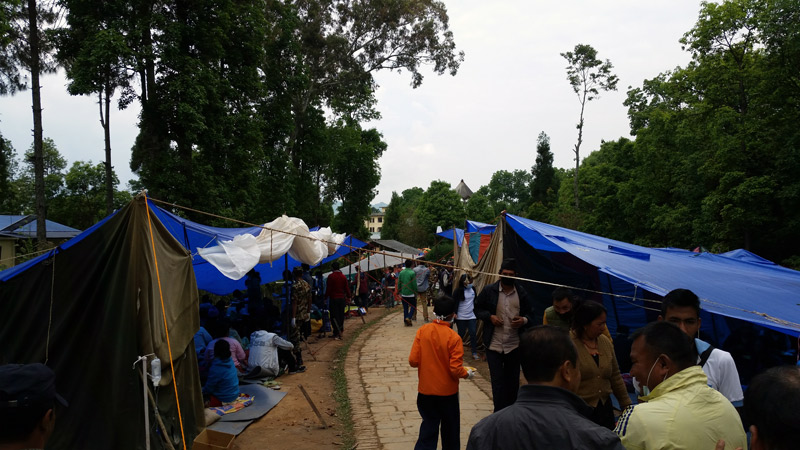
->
xmin=453 ymin=273 xmax=480 ymax=361
xmin=398 ymin=259 xmax=418 ymax=327
xmin=325 ymin=262 xmax=351 ymax=340
xmin=414 ymin=261 xmax=431 ymax=322
xmin=409 ymin=296 xmax=476 ymax=450
xmin=474 ymin=258 xmax=535 ymax=412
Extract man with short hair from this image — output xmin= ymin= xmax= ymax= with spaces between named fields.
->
xmin=474 ymin=258 xmax=534 ymax=411
xmin=398 ymin=259 xmax=418 ymax=326
xmin=658 ymin=288 xmax=744 ymax=406
xmin=325 ymin=261 xmax=351 ymax=340
xmin=738 ymin=365 xmax=800 ymax=450
xmin=615 ymin=321 xmax=746 ymax=450
xmin=466 ymin=326 xmax=624 ymax=449
xmin=414 ymin=260 xmax=431 ymax=322
xmin=542 ymin=287 xmax=575 ymax=329
xmin=0 ymin=363 xmax=67 ymax=450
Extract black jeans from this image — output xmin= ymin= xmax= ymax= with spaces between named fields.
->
xmin=415 ymin=393 xmax=460 ymax=450
xmin=330 ymin=297 xmax=345 ymax=337
xmin=486 ymin=347 xmax=521 ymax=412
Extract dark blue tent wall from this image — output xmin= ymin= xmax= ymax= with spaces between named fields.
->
xmin=146 ymin=200 xmax=368 ymax=295
xmin=503 ymin=213 xmax=800 ymax=339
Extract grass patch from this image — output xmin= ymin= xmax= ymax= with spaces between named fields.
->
xmin=331 ymin=307 xmax=394 ymax=449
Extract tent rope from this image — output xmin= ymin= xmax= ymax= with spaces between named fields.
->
xmin=45 ymin=253 xmax=55 ymax=364
xmin=143 ymin=193 xmax=188 ymax=450
xmin=143 ymin=195 xmax=800 ymax=332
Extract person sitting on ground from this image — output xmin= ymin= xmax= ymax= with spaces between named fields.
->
xmin=614 ymin=321 xmax=746 ymax=450
xmin=205 ymin=319 xmax=248 ymax=374
xmin=203 ymin=339 xmax=240 ymax=406
xmin=247 ymin=317 xmax=302 ymax=377
xmin=466 ymin=325 xmax=624 ymax=450
xmin=658 ymin=288 xmax=744 ymax=406
xmin=0 ymin=363 xmax=68 ymax=450
xmin=409 ymin=296 xmax=475 ymax=450
xmin=453 ymin=273 xmax=480 ymax=361
xmin=570 ymin=301 xmax=631 ymax=429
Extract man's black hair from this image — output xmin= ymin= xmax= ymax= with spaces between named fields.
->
xmin=551 ymin=287 xmax=574 ymax=302
xmin=214 ymin=339 xmax=232 ymax=360
xmin=571 ymin=301 xmax=606 ymax=339
xmin=433 ymin=296 xmax=456 ymax=317
xmin=292 ymin=267 xmax=303 ymax=278
xmin=301 ymin=263 xmax=310 ymax=271
xmin=744 ymin=365 xmax=800 ymax=450
xmin=661 ymin=288 xmax=701 ymax=317
xmin=404 ymin=259 xmax=413 ymax=268
xmin=332 ymin=261 xmax=340 ymax=270
xmin=519 ymin=326 xmax=577 ymax=383
xmin=630 ymin=321 xmax=695 ymax=370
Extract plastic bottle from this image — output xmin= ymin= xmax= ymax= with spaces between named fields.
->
xmin=151 ymin=357 xmax=161 ymax=387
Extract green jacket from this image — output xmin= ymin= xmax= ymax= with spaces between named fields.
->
xmin=615 ymin=366 xmax=746 ymax=450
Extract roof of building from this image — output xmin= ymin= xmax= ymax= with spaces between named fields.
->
xmin=373 ymin=239 xmax=422 ymax=256
xmin=454 ymin=179 xmax=473 ymax=200
xmin=0 ymin=215 xmax=82 ymax=239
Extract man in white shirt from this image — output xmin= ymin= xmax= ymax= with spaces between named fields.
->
xmin=658 ymin=288 xmax=744 ymax=407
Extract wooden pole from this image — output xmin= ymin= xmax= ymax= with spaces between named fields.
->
xmin=298 ymin=384 xmax=328 ymax=429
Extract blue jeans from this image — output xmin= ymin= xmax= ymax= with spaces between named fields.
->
xmin=402 ymin=295 xmax=416 ymax=320
xmin=455 ymin=319 xmax=478 ymax=355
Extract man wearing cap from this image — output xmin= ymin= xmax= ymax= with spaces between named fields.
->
xmin=0 ymin=363 xmax=67 ymax=449
xmin=474 ymin=258 xmax=535 ymax=412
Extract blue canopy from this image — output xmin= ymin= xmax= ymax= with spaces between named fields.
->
xmin=1 ymin=200 xmax=367 ymax=296
xmin=436 ymin=227 xmax=464 ymax=246
xmin=505 ymin=214 xmax=800 ymax=337
xmin=466 ymin=220 xmax=496 ymax=234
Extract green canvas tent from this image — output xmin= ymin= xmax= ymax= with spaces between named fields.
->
xmin=0 ymin=197 xmax=204 ymax=449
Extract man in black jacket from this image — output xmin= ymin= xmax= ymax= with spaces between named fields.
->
xmin=466 ymin=326 xmax=624 ymax=450
xmin=473 ymin=258 xmax=534 ymax=412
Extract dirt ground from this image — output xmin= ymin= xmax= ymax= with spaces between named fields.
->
xmin=231 ymin=313 xmax=372 ymax=450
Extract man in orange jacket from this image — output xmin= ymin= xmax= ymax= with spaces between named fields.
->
xmin=409 ymin=296 xmax=476 ymax=450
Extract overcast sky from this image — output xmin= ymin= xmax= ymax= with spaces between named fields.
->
xmin=0 ymin=0 xmax=703 ymax=206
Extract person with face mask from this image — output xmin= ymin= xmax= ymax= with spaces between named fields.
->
xmin=474 ymin=258 xmax=535 ymax=412
xmin=453 ymin=273 xmax=480 ymax=361
xmin=614 ymin=321 xmax=746 ymax=450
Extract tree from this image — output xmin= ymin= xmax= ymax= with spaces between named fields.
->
xmin=530 ymin=131 xmax=557 ymax=206
xmin=15 ymin=137 xmax=66 ymax=216
xmin=49 ymin=160 xmax=131 ymax=230
xmin=0 ymin=134 xmax=20 ymax=213
xmin=484 ymin=169 xmax=532 ymax=216
xmin=561 ymin=44 xmax=618 ymax=210
xmin=0 ymin=0 xmax=24 ymax=95
xmin=381 ymin=187 xmax=424 ymax=241
xmin=56 ymin=0 xmax=137 ymax=216
xmin=464 ymin=192 xmax=494 ymax=223
xmin=416 ymin=180 xmax=464 ymax=234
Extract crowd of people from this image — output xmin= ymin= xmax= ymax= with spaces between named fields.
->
xmin=404 ymin=257 xmax=799 ymax=450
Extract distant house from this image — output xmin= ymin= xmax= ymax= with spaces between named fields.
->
xmin=0 ymin=215 xmax=81 ymax=269
xmin=365 ymin=205 xmax=387 ymax=240
xmin=455 ymin=179 xmax=473 ymax=201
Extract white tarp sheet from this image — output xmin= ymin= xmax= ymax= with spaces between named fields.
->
xmin=198 ymin=215 xmax=346 ymax=280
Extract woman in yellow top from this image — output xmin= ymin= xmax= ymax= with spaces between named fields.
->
xmin=570 ymin=301 xmax=631 ymax=429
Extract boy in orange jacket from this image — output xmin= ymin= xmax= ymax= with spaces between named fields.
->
xmin=409 ymin=295 xmax=476 ymax=450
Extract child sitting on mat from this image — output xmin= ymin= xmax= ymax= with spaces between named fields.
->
xmin=203 ymin=339 xmax=240 ymax=406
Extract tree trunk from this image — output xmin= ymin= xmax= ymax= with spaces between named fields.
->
xmin=101 ymin=81 xmax=114 ymax=215
xmin=27 ymin=0 xmax=46 ymax=248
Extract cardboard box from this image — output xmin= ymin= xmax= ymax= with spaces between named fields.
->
xmin=193 ymin=429 xmax=235 ymax=450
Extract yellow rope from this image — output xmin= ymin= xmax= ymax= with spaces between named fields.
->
xmin=143 ymin=193 xmax=187 ymax=450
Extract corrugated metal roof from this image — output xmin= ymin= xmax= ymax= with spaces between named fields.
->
xmin=0 ymin=215 xmax=81 ymax=239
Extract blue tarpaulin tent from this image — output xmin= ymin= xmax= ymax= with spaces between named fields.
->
xmin=503 ymin=213 xmax=800 ymax=338
xmin=1 ymin=199 xmax=367 ymax=295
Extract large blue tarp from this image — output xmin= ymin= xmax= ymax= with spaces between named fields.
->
xmin=436 ymin=227 xmax=464 ymax=246
xmin=1 ymin=201 xmax=367 ymax=296
xmin=505 ymin=214 xmax=800 ymax=337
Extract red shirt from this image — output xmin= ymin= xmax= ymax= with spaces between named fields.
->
xmin=325 ymin=270 xmax=351 ymax=300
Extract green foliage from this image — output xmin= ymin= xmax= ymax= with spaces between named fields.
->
xmin=381 ymin=187 xmax=428 ymax=246
xmin=48 ymin=161 xmax=131 ymax=230
xmin=416 ymin=180 xmax=464 ymax=235
xmin=464 ymin=192 xmax=494 ymax=223
xmin=530 ymin=131 xmax=558 ymax=207
xmin=484 ymin=169 xmax=532 ymax=216
xmin=0 ymin=134 xmax=19 ymax=213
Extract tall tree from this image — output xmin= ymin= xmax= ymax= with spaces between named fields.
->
xmin=561 ymin=44 xmax=618 ymax=210
xmin=0 ymin=134 xmax=19 ymax=213
xmin=530 ymin=131 xmax=557 ymax=206
xmin=416 ymin=180 xmax=464 ymax=234
xmin=484 ymin=169 xmax=532 ymax=215
xmin=56 ymin=0 xmax=136 ymax=216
